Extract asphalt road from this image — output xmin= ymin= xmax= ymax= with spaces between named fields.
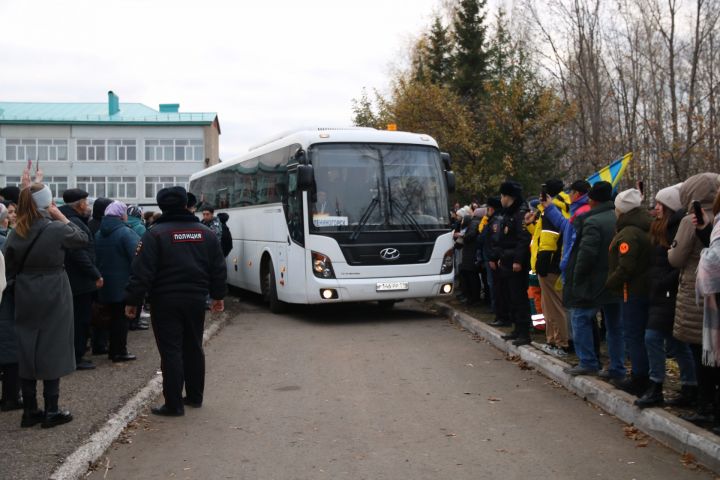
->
xmin=0 ymin=306 xmax=230 ymax=480
xmin=86 ymin=299 xmax=713 ymax=480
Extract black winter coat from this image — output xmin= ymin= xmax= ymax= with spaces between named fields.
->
xmin=59 ymin=205 xmax=101 ymax=295
xmin=486 ymin=199 xmax=530 ymax=269
xmin=460 ymin=215 xmax=481 ymax=271
xmin=647 ymin=208 xmax=685 ymax=333
xmin=125 ymin=211 xmax=227 ymax=305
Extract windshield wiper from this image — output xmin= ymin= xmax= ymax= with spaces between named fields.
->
xmin=387 ymin=195 xmax=428 ymax=239
xmin=350 ymin=196 xmax=379 ymax=241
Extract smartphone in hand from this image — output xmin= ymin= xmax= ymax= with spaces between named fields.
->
xmin=693 ymin=200 xmax=705 ymax=226
xmin=26 ymin=158 xmax=33 ymax=171
xmin=541 ymin=184 xmax=548 ymax=202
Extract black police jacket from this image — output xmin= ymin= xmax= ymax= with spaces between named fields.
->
xmin=124 ymin=211 xmax=227 ymax=305
xmin=487 ymin=200 xmax=530 ymax=268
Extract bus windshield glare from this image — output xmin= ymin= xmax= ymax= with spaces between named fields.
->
xmin=309 ymin=143 xmax=449 ymax=232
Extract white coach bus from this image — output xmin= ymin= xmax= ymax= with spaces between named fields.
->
xmin=189 ymin=127 xmax=456 ymax=312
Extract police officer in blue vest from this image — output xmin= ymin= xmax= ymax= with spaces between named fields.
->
xmin=124 ymin=186 xmax=227 ymax=416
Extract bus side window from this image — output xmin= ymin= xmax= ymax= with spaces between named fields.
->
xmin=286 ymin=171 xmax=304 ymax=245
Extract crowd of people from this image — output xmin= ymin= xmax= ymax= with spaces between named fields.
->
xmin=0 ymin=169 xmax=227 ymax=428
xmin=452 ymin=173 xmax=720 ymax=435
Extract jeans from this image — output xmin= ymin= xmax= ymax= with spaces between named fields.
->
xmin=602 ymin=302 xmax=626 ymax=378
xmin=621 ymin=295 xmax=649 ymax=377
xmin=571 ymin=303 xmax=625 ymax=375
xmin=570 ymin=307 xmax=601 ymax=370
xmin=645 ymin=329 xmax=697 ymax=385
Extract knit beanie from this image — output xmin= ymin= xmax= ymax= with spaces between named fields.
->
xmin=655 ymin=183 xmax=683 ymax=212
xmin=614 ymin=188 xmax=643 ymax=214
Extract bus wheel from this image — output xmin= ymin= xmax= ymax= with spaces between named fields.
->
xmin=377 ymin=300 xmax=396 ymax=310
xmin=262 ymin=261 xmax=286 ymax=314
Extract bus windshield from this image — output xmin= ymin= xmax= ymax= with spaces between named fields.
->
xmin=309 ymin=143 xmax=449 ymax=232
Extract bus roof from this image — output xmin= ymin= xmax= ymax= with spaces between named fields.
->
xmin=190 ymin=128 xmax=440 ymax=181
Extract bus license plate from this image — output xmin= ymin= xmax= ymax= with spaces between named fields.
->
xmin=376 ymin=281 xmax=409 ymax=292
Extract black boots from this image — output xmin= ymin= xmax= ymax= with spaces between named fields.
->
xmin=611 ymin=375 xmax=650 ymax=396
xmin=41 ymin=395 xmax=73 ymax=428
xmin=20 ymin=397 xmax=44 ymax=428
xmin=0 ymin=363 xmax=22 ymax=411
xmin=665 ymin=384 xmax=698 ymax=407
xmin=634 ymin=381 xmax=664 ymax=408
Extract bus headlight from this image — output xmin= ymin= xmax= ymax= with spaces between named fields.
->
xmin=312 ymin=251 xmax=336 ymax=279
xmin=440 ymin=248 xmax=454 ymax=274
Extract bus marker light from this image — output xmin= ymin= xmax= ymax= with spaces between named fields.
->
xmin=319 ymin=133 xmax=330 ymax=138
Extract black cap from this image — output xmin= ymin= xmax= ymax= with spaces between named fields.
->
xmin=92 ymin=198 xmax=112 ymax=220
xmin=186 ymin=192 xmax=197 ymax=208
xmin=587 ymin=181 xmax=613 ymax=202
xmin=545 ymin=179 xmax=564 ymax=197
xmin=157 ymin=186 xmax=188 ymax=212
xmin=0 ymin=186 xmax=21 ymax=204
xmin=486 ymin=196 xmax=502 ymax=209
xmin=569 ymin=179 xmax=591 ymax=194
xmin=62 ymin=188 xmax=89 ymax=204
xmin=499 ymin=181 xmax=522 ymax=198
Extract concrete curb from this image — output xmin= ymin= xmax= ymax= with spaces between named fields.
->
xmin=49 ymin=311 xmax=230 ymax=480
xmin=434 ymin=302 xmax=720 ymax=475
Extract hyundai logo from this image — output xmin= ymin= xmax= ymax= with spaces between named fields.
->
xmin=379 ymin=247 xmax=400 ymax=261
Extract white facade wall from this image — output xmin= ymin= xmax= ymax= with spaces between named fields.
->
xmin=0 ymin=124 xmax=207 ymax=205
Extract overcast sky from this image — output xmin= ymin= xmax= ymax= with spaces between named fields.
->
xmin=0 ymin=0 xmax=469 ymax=160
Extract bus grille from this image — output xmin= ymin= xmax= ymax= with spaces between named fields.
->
xmin=339 ymin=244 xmax=433 ymax=266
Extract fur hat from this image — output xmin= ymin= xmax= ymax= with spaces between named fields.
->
xmin=499 ymin=181 xmax=522 ymax=198
xmin=157 ymin=186 xmax=188 ymax=212
xmin=655 ymin=183 xmax=683 ymax=212
xmin=587 ymin=181 xmax=613 ymax=203
xmin=486 ymin=196 xmax=502 ymax=209
xmin=614 ymin=188 xmax=643 ymax=214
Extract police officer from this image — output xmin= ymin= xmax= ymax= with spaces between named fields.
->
xmin=489 ymin=181 xmax=532 ymax=346
xmin=124 ymin=187 xmax=227 ymax=416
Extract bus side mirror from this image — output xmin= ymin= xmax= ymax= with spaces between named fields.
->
xmin=294 ymin=149 xmax=308 ymax=165
xmin=445 ymin=171 xmax=456 ymax=194
xmin=298 ymin=164 xmax=314 ymax=191
xmin=440 ymin=152 xmax=451 ymax=171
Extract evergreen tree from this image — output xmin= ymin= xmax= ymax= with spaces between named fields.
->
xmin=426 ymin=15 xmax=453 ymax=85
xmin=451 ymin=0 xmax=490 ymax=102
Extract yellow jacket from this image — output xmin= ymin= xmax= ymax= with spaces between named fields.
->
xmin=529 ymin=192 xmax=571 ymax=274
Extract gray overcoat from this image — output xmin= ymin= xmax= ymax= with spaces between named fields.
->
xmin=3 ymin=214 xmax=88 ymax=379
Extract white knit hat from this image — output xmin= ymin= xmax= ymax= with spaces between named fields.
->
xmin=655 ymin=183 xmax=683 ymax=212
xmin=615 ymin=188 xmax=643 ymax=214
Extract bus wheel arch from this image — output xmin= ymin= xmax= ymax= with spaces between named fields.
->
xmin=260 ymin=253 xmax=286 ymax=314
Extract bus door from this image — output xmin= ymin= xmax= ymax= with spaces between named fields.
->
xmin=279 ymin=166 xmax=307 ymax=302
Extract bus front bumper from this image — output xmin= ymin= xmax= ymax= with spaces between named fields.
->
xmin=307 ymin=274 xmax=455 ymax=303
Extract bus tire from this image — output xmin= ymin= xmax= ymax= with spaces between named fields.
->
xmin=377 ymin=300 xmax=396 ymax=310
xmin=263 ymin=261 xmax=286 ymax=314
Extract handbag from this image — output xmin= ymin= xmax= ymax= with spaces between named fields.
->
xmin=5 ymin=221 xmax=51 ymax=295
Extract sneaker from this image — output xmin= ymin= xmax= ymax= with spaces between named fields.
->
xmin=140 ymin=310 xmax=151 ymax=319
xmin=552 ymin=347 xmax=569 ymax=358
xmin=598 ymin=369 xmax=624 ymax=380
xmin=539 ymin=343 xmax=557 ymax=355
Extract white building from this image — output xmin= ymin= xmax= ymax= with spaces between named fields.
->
xmin=0 ymin=91 xmax=220 ymax=205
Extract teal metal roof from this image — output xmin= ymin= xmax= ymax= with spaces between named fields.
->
xmin=0 ymin=102 xmax=217 ymax=126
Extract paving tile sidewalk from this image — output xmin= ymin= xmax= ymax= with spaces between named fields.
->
xmin=431 ymin=300 xmax=720 ymax=475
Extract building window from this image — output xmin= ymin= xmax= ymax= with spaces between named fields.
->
xmin=76 ymin=140 xmax=106 ymax=161
xmin=76 ymin=176 xmax=137 ymax=199
xmin=107 ymin=140 xmax=137 ymax=161
xmin=5 ymin=139 xmax=68 ymax=161
xmin=144 ymin=176 xmax=189 ymax=199
xmin=145 ymin=139 xmax=203 ymax=161
xmin=76 ymin=176 xmax=108 ymax=197
xmin=107 ymin=176 xmax=137 ymax=198
xmin=2 ymin=175 xmax=66 ymax=198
